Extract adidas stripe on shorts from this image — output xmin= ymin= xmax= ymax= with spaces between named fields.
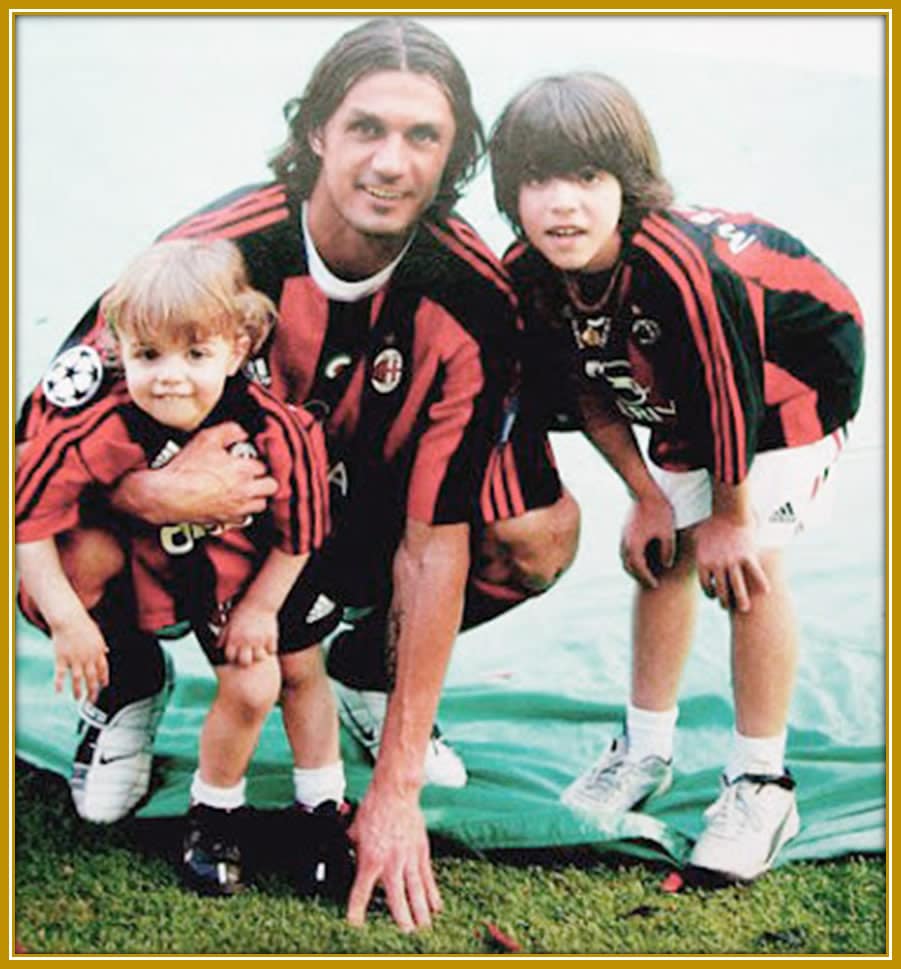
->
xmin=648 ymin=428 xmax=848 ymax=549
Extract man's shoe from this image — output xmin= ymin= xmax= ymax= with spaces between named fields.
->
xmin=561 ymin=735 xmax=673 ymax=818
xmin=292 ymin=800 xmax=356 ymax=902
xmin=687 ymin=772 xmax=801 ymax=883
xmin=331 ymin=681 xmax=468 ymax=789
xmin=70 ymin=650 xmax=175 ymax=823
xmin=182 ymin=803 xmax=247 ymax=897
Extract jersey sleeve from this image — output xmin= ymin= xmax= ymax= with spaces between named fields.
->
xmin=15 ymin=404 xmax=144 ymax=543
xmin=16 ymin=298 xmax=115 ymax=445
xmin=255 ymin=397 xmax=331 ymax=557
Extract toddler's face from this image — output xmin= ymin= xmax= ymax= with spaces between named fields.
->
xmin=119 ymin=329 xmax=247 ymax=431
xmin=518 ymin=168 xmax=623 ymax=273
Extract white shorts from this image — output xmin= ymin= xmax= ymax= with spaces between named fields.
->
xmin=649 ymin=429 xmax=848 ymax=549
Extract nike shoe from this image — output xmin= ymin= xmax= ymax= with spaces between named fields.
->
xmin=182 ymin=803 xmax=247 ymax=897
xmin=69 ymin=649 xmax=175 ymax=823
xmin=292 ymin=800 xmax=356 ymax=902
xmin=688 ymin=772 xmax=801 ymax=883
xmin=331 ymin=681 xmax=468 ymax=789
xmin=561 ymin=735 xmax=673 ymax=818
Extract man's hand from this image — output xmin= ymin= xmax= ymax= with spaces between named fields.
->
xmin=52 ymin=611 xmax=109 ymax=702
xmin=693 ymin=513 xmax=770 ymax=612
xmin=620 ymin=493 xmax=676 ymax=588
xmin=218 ymin=602 xmax=278 ymax=667
xmin=346 ymin=784 xmax=442 ymax=933
xmin=112 ymin=422 xmax=278 ymax=525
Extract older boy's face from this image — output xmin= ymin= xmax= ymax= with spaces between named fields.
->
xmin=308 ymin=70 xmax=456 ymax=250
xmin=119 ymin=331 xmax=246 ymax=432
xmin=518 ymin=169 xmax=623 ymax=273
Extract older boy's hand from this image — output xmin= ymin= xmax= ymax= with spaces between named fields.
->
xmin=693 ymin=514 xmax=770 ymax=612
xmin=52 ymin=613 xmax=109 ymax=702
xmin=621 ymin=493 xmax=676 ymax=588
xmin=219 ymin=602 xmax=278 ymax=666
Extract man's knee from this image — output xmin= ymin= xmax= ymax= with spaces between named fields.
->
xmin=482 ymin=488 xmax=581 ymax=595
xmin=57 ymin=528 xmax=127 ymax=610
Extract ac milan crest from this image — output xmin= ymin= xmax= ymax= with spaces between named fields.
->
xmin=371 ymin=347 xmax=404 ymax=394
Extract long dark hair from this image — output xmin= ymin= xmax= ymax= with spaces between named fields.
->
xmin=490 ymin=72 xmax=673 ymax=236
xmin=270 ymin=17 xmax=485 ymax=216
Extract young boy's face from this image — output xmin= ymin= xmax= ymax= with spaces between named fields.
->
xmin=118 ymin=330 xmax=247 ymax=432
xmin=518 ymin=169 xmax=623 ymax=273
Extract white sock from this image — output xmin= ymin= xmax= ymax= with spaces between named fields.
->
xmin=625 ymin=703 xmax=678 ymax=762
xmin=190 ymin=770 xmax=246 ymax=811
xmin=724 ymin=729 xmax=787 ymax=782
xmin=293 ymin=761 xmax=346 ymax=811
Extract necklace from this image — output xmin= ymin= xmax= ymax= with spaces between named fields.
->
xmin=563 ymin=260 xmax=624 ymax=316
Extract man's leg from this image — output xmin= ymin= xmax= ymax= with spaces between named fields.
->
xmin=327 ymin=434 xmax=580 ymax=786
xmin=462 ymin=487 xmax=580 ymax=628
xmin=326 ymin=608 xmax=468 ymax=788
xmin=19 ymin=527 xmax=174 ymax=823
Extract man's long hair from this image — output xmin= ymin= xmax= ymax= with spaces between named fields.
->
xmin=270 ymin=17 xmax=485 ymax=217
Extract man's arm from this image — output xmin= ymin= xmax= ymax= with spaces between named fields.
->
xmin=110 ymin=422 xmax=278 ymax=525
xmin=346 ymin=518 xmax=469 ymax=933
xmin=579 ymin=394 xmax=676 ymax=586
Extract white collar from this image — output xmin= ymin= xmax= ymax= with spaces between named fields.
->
xmin=301 ymin=201 xmax=414 ymax=303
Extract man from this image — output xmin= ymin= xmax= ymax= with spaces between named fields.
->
xmin=17 ymin=18 xmax=578 ymax=930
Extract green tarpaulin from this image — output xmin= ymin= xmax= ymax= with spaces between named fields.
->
xmin=14 ymin=436 xmax=885 ymax=866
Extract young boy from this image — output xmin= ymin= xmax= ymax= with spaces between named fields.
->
xmin=490 ymin=72 xmax=865 ymax=882
xmin=16 ymin=238 xmax=352 ymax=898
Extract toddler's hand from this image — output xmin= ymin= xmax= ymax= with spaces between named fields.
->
xmin=219 ymin=602 xmax=278 ymax=666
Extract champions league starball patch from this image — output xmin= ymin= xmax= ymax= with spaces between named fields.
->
xmin=41 ymin=345 xmax=104 ymax=408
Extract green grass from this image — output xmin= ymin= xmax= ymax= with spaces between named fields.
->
xmin=14 ymin=761 xmax=886 ymax=955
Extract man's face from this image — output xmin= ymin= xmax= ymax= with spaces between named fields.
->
xmin=308 ymin=69 xmax=457 ymax=245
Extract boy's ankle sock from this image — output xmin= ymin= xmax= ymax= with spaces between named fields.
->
xmin=190 ymin=770 xmax=247 ymax=811
xmin=625 ymin=702 xmax=678 ymax=762
xmin=293 ymin=761 xmax=346 ymax=811
xmin=724 ymin=729 xmax=787 ymax=782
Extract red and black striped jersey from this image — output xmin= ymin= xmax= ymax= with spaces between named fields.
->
xmin=18 ymin=182 xmax=522 ymax=537
xmin=16 ymin=375 xmax=330 ymax=631
xmin=506 ymin=205 xmax=865 ymax=484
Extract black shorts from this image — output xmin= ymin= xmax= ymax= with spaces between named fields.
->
xmin=182 ymin=550 xmax=345 ymax=667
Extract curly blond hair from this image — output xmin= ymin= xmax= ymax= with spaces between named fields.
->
xmin=100 ymin=238 xmax=276 ymax=362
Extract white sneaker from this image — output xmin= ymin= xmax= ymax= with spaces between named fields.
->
xmin=70 ymin=650 xmax=175 ymax=823
xmin=561 ymin=735 xmax=673 ymax=818
xmin=689 ymin=772 xmax=801 ymax=882
xmin=331 ymin=681 xmax=468 ymax=789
